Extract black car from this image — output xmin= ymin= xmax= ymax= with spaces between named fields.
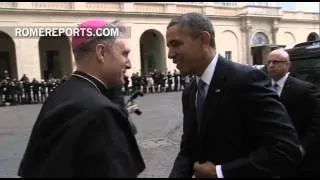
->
xmin=286 ymin=40 xmax=320 ymax=86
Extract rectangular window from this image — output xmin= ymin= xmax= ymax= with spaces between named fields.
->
xmin=225 ymin=51 xmax=232 ymax=61
xmin=249 ymin=2 xmax=268 ymax=6
xmin=214 ymin=2 xmax=237 ymax=7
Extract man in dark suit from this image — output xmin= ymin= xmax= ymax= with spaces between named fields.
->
xmin=266 ymin=49 xmax=320 ymax=177
xmin=166 ymin=12 xmax=302 ymax=178
xmin=18 ymin=19 xmax=145 ymax=178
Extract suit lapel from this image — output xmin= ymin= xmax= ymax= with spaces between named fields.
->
xmin=280 ymin=76 xmax=292 ymax=101
xmin=188 ymin=79 xmax=198 ymax=129
xmin=199 ymin=55 xmax=228 ymax=139
xmin=190 ymin=79 xmax=197 ymax=113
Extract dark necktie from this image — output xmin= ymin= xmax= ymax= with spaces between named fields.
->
xmin=196 ymin=79 xmax=206 ymax=127
xmin=273 ymin=83 xmax=280 ymax=95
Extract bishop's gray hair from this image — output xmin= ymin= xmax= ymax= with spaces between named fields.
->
xmin=73 ymin=20 xmax=127 ymax=63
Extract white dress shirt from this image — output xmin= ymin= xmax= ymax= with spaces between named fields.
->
xmin=195 ymin=53 xmax=224 ymax=178
xmin=196 ymin=53 xmax=218 ymax=96
xmin=271 ymin=72 xmax=290 ymax=96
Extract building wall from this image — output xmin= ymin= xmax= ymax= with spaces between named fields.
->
xmin=0 ymin=2 xmax=319 ymax=80
xmin=213 ymin=19 xmax=242 ymax=63
xmin=277 ymin=19 xmax=320 ymax=48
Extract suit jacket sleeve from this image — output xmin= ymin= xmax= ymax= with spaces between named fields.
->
xmin=75 ymin=107 xmax=137 ymax=178
xmin=300 ymin=84 xmax=320 ymax=152
xmin=221 ymin=69 xmax=302 ymax=177
xmin=169 ymin=88 xmax=197 ymax=178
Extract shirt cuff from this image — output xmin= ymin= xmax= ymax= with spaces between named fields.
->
xmin=216 ymin=165 xmax=224 ymax=178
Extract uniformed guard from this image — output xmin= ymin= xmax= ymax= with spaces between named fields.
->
xmin=8 ymin=80 xmax=17 ymax=105
xmin=167 ymin=71 xmax=173 ymax=92
xmin=31 ymin=78 xmax=40 ymax=103
xmin=20 ymin=74 xmax=29 ymax=82
xmin=1 ymin=79 xmax=10 ymax=105
xmin=124 ymin=75 xmax=129 ymax=95
xmin=141 ymin=75 xmax=148 ymax=93
xmin=159 ymin=72 xmax=166 ymax=92
xmin=180 ymin=75 xmax=186 ymax=91
xmin=23 ymin=79 xmax=32 ymax=104
xmin=40 ymin=80 xmax=47 ymax=103
xmin=0 ymin=80 xmax=4 ymax=105
xmin=16 ymin=80 xmax=24 ymax=104
xmin=173 ymin=69 xmax=179 ymax=91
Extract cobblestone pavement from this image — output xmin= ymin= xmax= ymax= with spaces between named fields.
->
xmin=0 ymin=92 xmax=184 ymax=178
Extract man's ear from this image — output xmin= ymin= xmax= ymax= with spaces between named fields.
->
xmin=200 ymin=31 xmax=211 ymax=47
xmin=96 ymin=44 xmax=105 ymax=63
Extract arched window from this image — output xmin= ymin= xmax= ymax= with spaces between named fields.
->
xmin=252 ymin=32 xmax=269 ymax=45
xmin=307 ymin=32 xmax=320 ymax=42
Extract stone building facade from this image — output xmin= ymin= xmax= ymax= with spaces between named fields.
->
xmin=0 ymin=2 xmax=319 ymax=80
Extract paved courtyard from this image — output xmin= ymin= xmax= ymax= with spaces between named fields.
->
xmin=0 ymin=91 xmax=184 ymax=178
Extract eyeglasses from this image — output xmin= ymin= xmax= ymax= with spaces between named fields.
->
xmin=267 ymin=60 xmax=289 ymax=65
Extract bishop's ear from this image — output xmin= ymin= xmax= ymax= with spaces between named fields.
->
xmin=95 ymin=44 xmax=106 ymax=63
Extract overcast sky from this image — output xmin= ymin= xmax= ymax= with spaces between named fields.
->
xmin=279 ymin=2 xmax=320 ymax=12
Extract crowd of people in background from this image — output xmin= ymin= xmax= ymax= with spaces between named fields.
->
xmin=0 ymin=70 xmax=67 ymax=107
xmin=127 ymin=69 xmax=195 ymax=95
xmin=0 ymin=69 xmax=195 ymax=107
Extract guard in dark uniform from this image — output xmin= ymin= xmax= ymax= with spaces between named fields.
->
xmin=47 ymin=79 xmax=56 ymax=97
xmin=16 ymin=80 xmax=24 ymax=104
xmin=31 ymin=78 xmax=40 ymax=103
xmin=23 ymin=80 xmax=32 ymax=104
xmin=140 ymin=75 xmax=148 ymax=93
xmin=179 ymin=75 xmax=185 ymax=91
xmin=159 ymin=72 xmax=166 ymax=92
xmin=135 ymin=73 xmax=142 ymax=92
xmin=1 ymin=80 xmax=10 ymax=105
xmin=3 ymin=70 xmax=10 ymax=81
xmin=147 ymin=73 xmax=154 ymax=93
xmin=40 ymin=80 xmax=47 ymax=103
xmin=124 ymin=75 xmax=129 ymax=95
xmin=173 ymin=70 xmax=179 ymax=91
xmin=20 ymin=74 xmax=29 ymax=82
xmin=8 ymin=80 xmax=17 ymax=105
xmin=131 ymin=73 xmax=138 ymax=92
xmin=151 ymin=70 xmax=159 ymax=93
xmin=0 ymin=80 xmax=5 ymax=105
xmin=167 ymin=71 xmax=173 ymax=92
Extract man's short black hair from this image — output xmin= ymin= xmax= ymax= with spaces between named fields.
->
xmin=167 ymin=12 xmax=216 ymax=48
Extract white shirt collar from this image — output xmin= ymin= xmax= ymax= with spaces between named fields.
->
xmin=272 ymin=72 xmax=290 ymax=96
xmin=196 ymin=52 xmax=219 ymax=86
xmin=86 ymin=72 xmax=109 ymax=89
xmin=272 ymin=72 xmax=290 ymax=89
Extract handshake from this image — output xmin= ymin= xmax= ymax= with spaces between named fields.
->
xmin=125 ymin=91 xmax=144 ymax=135
xmin=126 ymin=101 xmax=141 ymax=115
xmin=126 ymin=91 xmax=144 ymax=115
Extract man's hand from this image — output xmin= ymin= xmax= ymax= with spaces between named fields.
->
xmin=126 ymin=101 xmax=139 ymax=114
xmin=193 ymin=161 xmax=217 ymax=178
xmin=299 ymin=145 xmax=306 ymax=158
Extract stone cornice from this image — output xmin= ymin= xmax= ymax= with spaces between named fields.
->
xmin=0 ymin=8 xmax=241 ymax=20
xmin=0 ymin=2 xmax=318 ymax=23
